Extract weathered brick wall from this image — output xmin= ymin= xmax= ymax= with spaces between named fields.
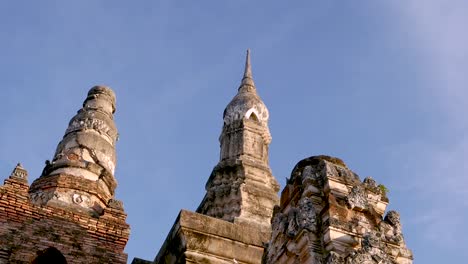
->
xmin=0 ymin=177 xmax=130 ymax=264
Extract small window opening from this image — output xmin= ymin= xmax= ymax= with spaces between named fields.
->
xmin=248 ymin=112 xmax=259 ymax=122
xmin=31 ymin=247 xmax=67 ymax=264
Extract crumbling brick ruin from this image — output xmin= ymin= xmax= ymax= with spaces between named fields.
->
xmin=264 ymin=156 xmax=413 ymax=264
xmin=0 ymin=51 xmax=412 ymax=264
xmin=0 ymin=87 xmax=129 ymax=263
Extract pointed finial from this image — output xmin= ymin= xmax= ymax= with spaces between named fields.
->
xmin=241 ymin=49 xmax=255 ymax=88
xmin=9 ymin=162 xmax=28 ymax=181
xmin=244 ymin=49 xmax=252 ymax=79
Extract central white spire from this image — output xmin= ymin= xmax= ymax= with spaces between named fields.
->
xmin=197 ymin=50 xmax=279 ymax=229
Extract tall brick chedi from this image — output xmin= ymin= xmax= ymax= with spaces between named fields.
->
xmin=30 ymin=86 xmax=119 ymax=215
xmin=0 ymin=86 xmax=130 ymax=263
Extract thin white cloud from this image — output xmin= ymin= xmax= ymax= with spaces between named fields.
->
xmin=394 ymin=0 xmax=468 ymax=116
xmin=388 ymin=0 xmax=468 ymax=250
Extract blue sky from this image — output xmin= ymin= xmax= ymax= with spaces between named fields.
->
xmin=0 ymin=1 xmax=466 ymax=263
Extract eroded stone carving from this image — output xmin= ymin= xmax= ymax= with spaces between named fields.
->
xmin=108 ymin=199 xmax=124 ymax=210
xmin=298 ymin=197 xmax=317 ymax=232
xmin=345 ymin=232 xmax=395 ymax=264
xmin=270 ymin=208 xmax=286 ymax=241
xmin=363 ymin=177 xmax=377 ymax=188
xmin=30 ymin=191 xmax=60 ymax=205
xmin=286 ymin=208 xmax=300 ymax=237
xmin=347 ymin=185 xmax=368 ymax=211
xmin=265 ymin=156 xmax=412 ymax=264
xmin=380 ymin=210 xmax=403 ymax=245
xmin=326 ymin=252 xmax=345 ymax=264
xmin=198 ymin=170 xmax=243 ymax=222
xmin=72 ymin=193 xmax=83 ymax=204
xmin=66 ymin=118 xmax=112 ymax=138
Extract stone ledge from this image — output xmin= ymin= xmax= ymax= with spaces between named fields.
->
xmin=153 ymin=210 xmax=270 ymax=264
xmin=179 ymin=210 xmax=269 ymax=244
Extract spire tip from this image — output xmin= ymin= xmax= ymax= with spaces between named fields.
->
xmin=241 ymin=49 xmax=255 ymax=88
xmin=244 ymin=49 xmax=252 ymax=78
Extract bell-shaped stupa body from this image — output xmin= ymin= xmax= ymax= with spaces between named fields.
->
xmin=30 ymin=86 xmax=120 ymax=215
xmin=223 ymin=50 xmax=270 ymax=130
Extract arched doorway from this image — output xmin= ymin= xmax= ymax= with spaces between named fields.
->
xmin=31 ymin=247 xmax=67 ymax=264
